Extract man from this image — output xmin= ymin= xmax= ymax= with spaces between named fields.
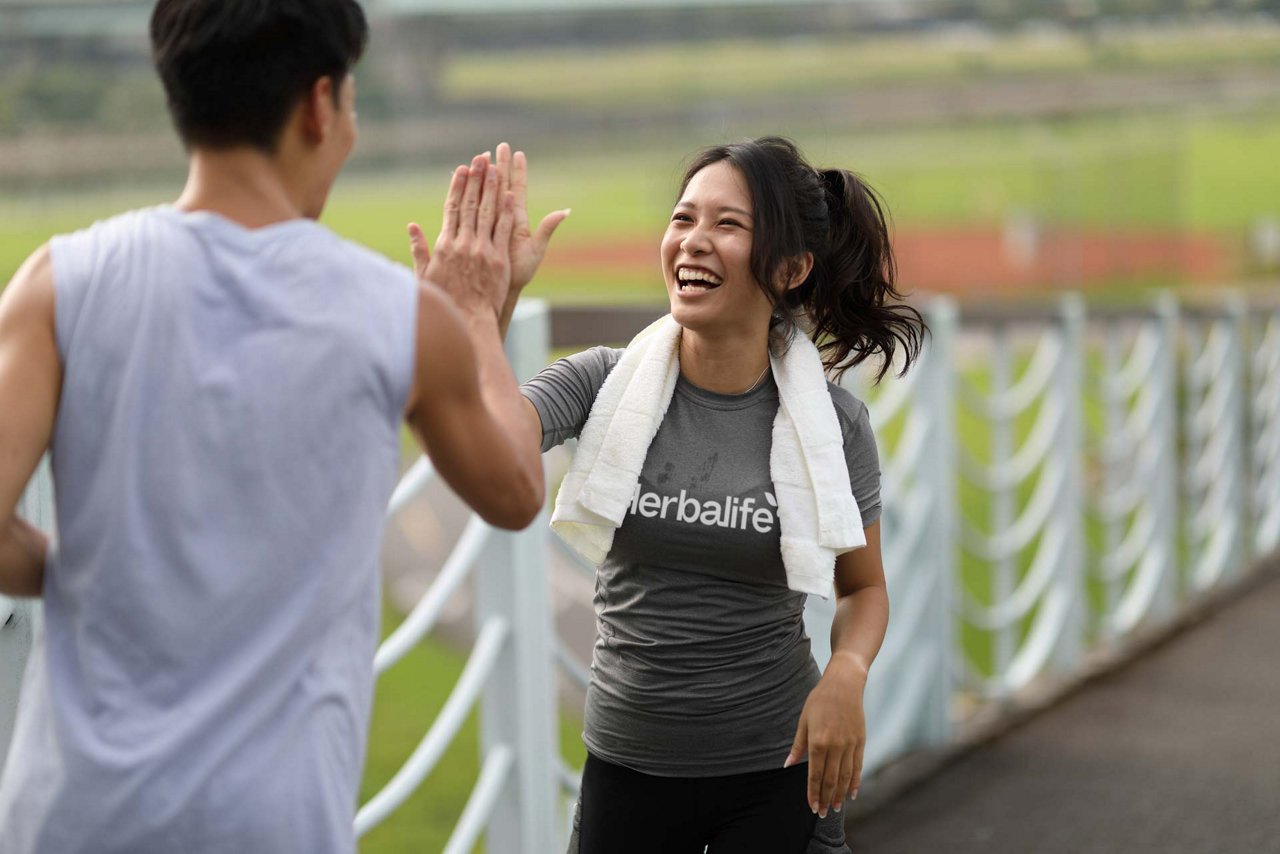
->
xmin=0 ymin=1 xmax=557 ymax=850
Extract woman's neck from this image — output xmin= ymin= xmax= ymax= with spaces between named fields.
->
xmin=678 ymin=326 xmax=771 ymax=394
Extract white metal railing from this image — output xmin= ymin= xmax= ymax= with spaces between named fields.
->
xmin=1092 ymin=295 xmax=1181 ymax=639
xmin=951 ymin=296 xmax=1087 ymax=698
xmin=5 ymin=291 xmax=1280 ymax=851
xmin=354 ymin=299 xmax=560 ymax=853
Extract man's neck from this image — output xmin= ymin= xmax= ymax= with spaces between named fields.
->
xmin=175 ymin=147 xmax=308 ymax=229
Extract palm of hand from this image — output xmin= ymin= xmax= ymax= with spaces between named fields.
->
xmin=509 ymin=221 xmax=543 ymax=292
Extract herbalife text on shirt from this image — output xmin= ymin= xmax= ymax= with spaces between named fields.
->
xmin=628 ymin=484 xmax=777 ymax=534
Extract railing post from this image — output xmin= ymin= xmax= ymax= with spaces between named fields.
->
xmin=989 ymin=325 xmax=1014 ymax=688
xmin=1224 ymin=293 xmax=1250 ymax=573
xmin=1054 ymin=294 xmax=1087 ymax=671
xmin=1251 ymin=306 xmax=1280 ymax=555
xmin=473 ymin=300 xmax=559 ymax=854
xmin=925 ymin=296 xmax=957 ymax=747
xmin=1099 ymin=319 xmax=1122 ymax=641
xmin=1152 ymin=293 xmax=1181 ymax=620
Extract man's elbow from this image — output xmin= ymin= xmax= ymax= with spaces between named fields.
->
xmin=481 ymin=469 xmax=545 ymax=531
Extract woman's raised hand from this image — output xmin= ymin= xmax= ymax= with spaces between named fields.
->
xmin=494 ymin=142 xmax=570 ymax=296
xmin=407 ymin=153 xmax=515 ymax=319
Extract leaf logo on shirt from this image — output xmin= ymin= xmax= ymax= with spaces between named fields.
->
xmin=764 ymin=492 xmax=778 ymax=508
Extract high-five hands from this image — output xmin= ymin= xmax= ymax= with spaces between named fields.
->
xmin=408 ymin=144 xmax=569 ymax=321
xmin=408 ymin=153 xmax=514 ymax=319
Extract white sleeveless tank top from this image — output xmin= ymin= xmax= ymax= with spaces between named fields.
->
xmin=0 ymin=207 xmax=417 ymax=853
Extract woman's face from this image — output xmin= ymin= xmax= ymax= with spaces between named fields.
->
xmin=660 ymin=161 xmax=775 ymax=336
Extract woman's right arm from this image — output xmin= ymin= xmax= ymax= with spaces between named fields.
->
xmin=520 ymin=347 xmax=620 ymax=452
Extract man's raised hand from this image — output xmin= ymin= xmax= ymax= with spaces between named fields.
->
xmin=408 ymin=154 xmax=515 ymax=320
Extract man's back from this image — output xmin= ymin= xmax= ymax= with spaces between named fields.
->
xmin=0 ymin=207 xmax=417 ymax=853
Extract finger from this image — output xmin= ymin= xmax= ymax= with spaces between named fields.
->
xmin=784 ymin=722 xmax=807 ymax=770
xmin=512 ymin=150 xmax=530 ymax=227
xmin=407 ymin=222 xmax=430 ymax=275
xmin=820 ymin=747 xmax=844 ymax=818
xmin=850 ymin=740 xmax=865 ymax=802
xmin=496 ymin=142 xmax=512 ymax=199
xmin=831 ymin=748 xmax=855 ymax=814
xmin=440 ymin=165 xmax=469 ymax=240
xmin=493 ymin=192 xmax=515 ymax=249
xmin=458 ymin=155 xmax=487 ymax=238
xmin=477 ymin=158 xmax=499 ymax=238
xmin=534 ymin=209 xmax=571 ymax=250
xmin=807 ymin=747 xmax=825 ymax=816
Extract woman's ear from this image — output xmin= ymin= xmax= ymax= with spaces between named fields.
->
xmin=785 ymin=252 xmax=814 ymax=291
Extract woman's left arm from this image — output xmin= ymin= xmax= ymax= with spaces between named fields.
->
xmin=786 ymin=520 xmax=889 ymax=819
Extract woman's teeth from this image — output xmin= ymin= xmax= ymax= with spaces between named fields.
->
xmin=677 ymin=268 xmax=723 ymax=291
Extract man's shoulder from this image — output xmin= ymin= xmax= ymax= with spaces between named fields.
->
xmin=311 ymin=226 xmax=414 ymax=286
xmin=52 ymin=206 xmax=161 ymax=245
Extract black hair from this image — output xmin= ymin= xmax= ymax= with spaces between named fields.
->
xmin=151 ymin=0 xmax=368 ymax=152
xmin=679 ymin=136 xmax=926 ymax=383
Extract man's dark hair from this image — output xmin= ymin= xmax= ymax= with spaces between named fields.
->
xmin=151 ymin=0 xmax=368 ymax=152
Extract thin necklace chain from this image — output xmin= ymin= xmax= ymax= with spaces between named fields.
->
xmin=739 ymin=361 xmax=771 ymax=394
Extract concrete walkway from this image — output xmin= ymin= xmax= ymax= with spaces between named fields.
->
xmin=850 ymin=568 xmax=1280 ymax=854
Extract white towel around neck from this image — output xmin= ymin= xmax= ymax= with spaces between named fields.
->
xmin=550 ymin=314 xmax=866 ymax=597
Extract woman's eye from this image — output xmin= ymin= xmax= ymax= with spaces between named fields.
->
xmin=719 ymin=219 xmax=741 ymax=228
xmin=672 ymin=213 xmax=693 ymax=223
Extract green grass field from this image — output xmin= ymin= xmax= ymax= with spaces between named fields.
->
xmin=445 ymin=26 xmax=1280 ymax=109
xmin=3 ymin=109 xmax=1278 ymax=295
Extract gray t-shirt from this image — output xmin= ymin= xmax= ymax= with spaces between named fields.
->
xmin=523 ymin=346 xmax=881 ymax=777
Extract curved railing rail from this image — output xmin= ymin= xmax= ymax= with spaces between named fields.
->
xmin=5 ymin=291 xmax=1280 ymax=851
xmin=951 ymin=297 xmax=1086 ymax=698
xmin=1090 ymin=296 xmax=1180 ymax=640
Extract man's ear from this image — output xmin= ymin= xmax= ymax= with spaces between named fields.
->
xmin=785 ymin=252 xmax=814 ymax=291
xmin=300 ymin=76 xmax=337 ymax=144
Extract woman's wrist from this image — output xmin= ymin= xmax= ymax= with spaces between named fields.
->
xmin=826 ymin=651 xmax=871 ymax=689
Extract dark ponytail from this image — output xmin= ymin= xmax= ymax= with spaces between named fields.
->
xmin=679 ymin=137 xmax=926 ymax=383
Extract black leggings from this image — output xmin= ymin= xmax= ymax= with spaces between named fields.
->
xmin=576 ymin=752 xmax=819 ymax=854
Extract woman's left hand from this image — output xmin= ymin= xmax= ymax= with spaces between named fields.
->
xmin=785 ymin=653 xmax=868 ymax=818
xmin=494 ymin=143 xmax=570 ymax=293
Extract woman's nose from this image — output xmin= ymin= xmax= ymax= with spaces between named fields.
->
xmin=681 ymin=227 xmax=711 ymax=255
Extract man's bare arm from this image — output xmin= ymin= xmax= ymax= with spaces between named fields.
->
xmin=402 ymin=156 xmax=545 ymax=529
xmin=406 ymin=282 xmax=544 ymax=529
xmin=0 ymin=245 xmax=60 ymax=596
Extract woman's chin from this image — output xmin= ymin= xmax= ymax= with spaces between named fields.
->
xmin=669 ymin=300 xmax=708 ymax=330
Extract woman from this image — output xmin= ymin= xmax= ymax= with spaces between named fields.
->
xmin=414 ymin=137 xmax=924 ymax=854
